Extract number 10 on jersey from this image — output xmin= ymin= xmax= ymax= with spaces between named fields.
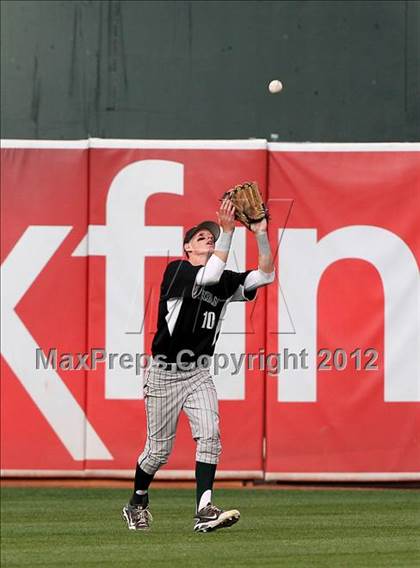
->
xmin=202 ymin=311 xmax=216 ymax=329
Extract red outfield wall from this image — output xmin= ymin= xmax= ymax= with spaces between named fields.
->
xmin=1 ymin=140 xmax=419 ymax=480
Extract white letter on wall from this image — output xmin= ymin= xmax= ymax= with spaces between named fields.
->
xmin=1 ymin=227 xmax=112 ymax=459
xmin=73 ymin=160 xmax=183 ymax=399
xmin=278 ymin=226 xmax=420 ymax=402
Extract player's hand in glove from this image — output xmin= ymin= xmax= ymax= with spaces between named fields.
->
xmin=221 ymin=181 xmax=268 ymax=230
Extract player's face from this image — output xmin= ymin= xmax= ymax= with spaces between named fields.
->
xmin=187 ymin=230 xmax=215 ymax=255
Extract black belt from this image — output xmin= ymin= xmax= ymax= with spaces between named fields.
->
xmin=153 ymin=360 xmax=198 ymax=372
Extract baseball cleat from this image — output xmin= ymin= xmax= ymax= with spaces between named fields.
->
xmin=122 ymin=504 xmax=153 ymax=530
xmin=193 ymin=504 xmax=240 ymax=533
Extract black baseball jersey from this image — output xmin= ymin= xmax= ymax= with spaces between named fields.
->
xmin=152 ymin=260 xmax=256 ymax=363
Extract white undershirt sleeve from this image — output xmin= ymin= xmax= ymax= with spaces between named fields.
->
xmin=243 ymin=268 xmax=275 ymax=291
xmin=195 ymin=255 xmax=226 ymax=286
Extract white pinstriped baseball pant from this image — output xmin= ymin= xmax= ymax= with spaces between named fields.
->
xmin=138 ymin=364 xmax=222 ymax=475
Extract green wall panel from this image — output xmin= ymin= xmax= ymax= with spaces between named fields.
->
xmin=1 ymin=0 xmax=419 ymax=140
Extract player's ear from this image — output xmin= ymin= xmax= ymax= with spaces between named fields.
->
xmin=184 ymin=242 xmax=192 ymax=255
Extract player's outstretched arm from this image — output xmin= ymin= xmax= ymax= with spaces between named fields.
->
xmin=214 ymin=197 xmax=236 ymax=263
xmin=242 ymin=219 xmax=275 ymax=292
xmin=195 ymin=198 xmax=236 ymax=287
xmin=250 ymin=218 xmax=274 ymax=274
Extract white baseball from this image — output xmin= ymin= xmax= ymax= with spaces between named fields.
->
xmin=268 ymin=79 xmax=283 ymax=94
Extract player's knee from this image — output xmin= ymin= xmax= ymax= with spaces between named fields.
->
xmin=196 ymin=433 xmax=222 ymax=462
xmin=152 ymin=448 xmax=171 ymax=468
xmin=213 ymin=436 xmax=222 ymax=458
xmin=140 ymin=448 xmax=171 ymax=473
xmin=202 ymin=420 xmax=220 ymax=441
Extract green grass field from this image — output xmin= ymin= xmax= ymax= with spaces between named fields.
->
xmin=1 ymin=487 xmax=419 ymax=567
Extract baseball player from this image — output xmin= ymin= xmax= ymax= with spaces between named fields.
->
xmin=123 ymin=196 xmax=275 ymax=532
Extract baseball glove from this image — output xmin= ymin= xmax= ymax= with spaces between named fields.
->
xmin=222 ymin=181 xmax=268 ymax=230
